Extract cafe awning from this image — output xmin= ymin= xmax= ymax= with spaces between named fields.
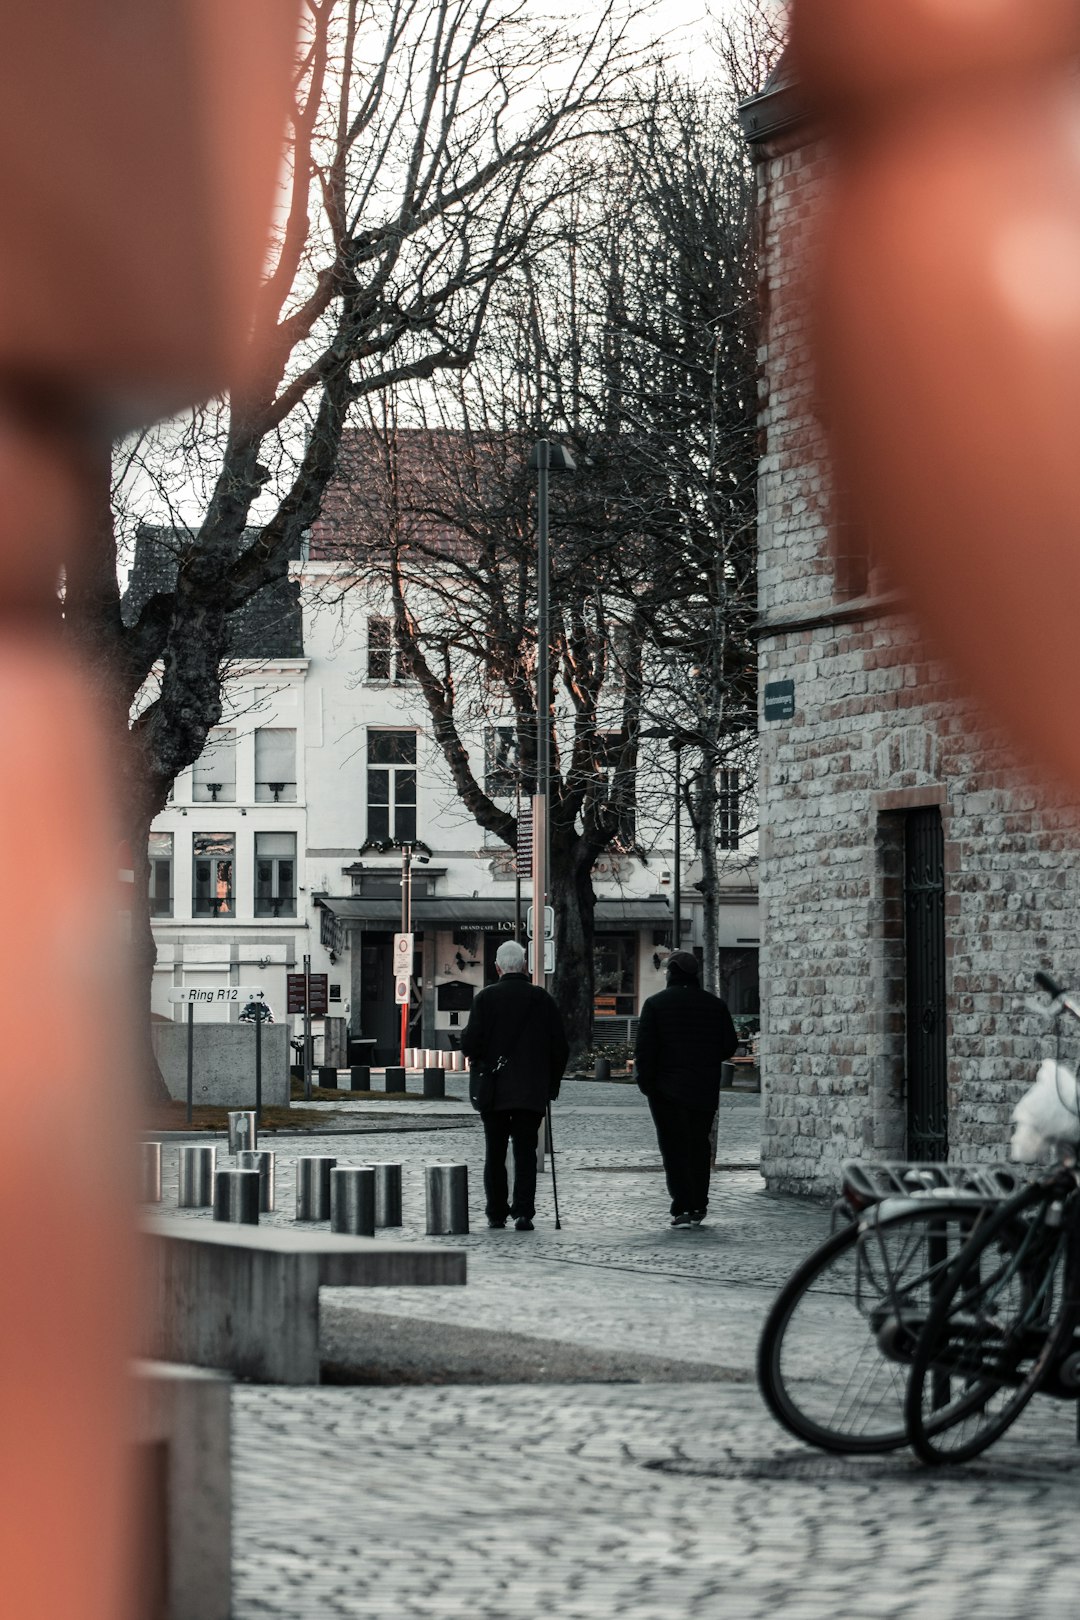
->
xmin=315 ymin=895 xmax=676 ymax=930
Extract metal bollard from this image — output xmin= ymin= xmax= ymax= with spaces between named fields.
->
xmin=385 ymin=1065 xmax=406 ymax=1094
xmin=295 ymin=1155 xmax=337 ymax=1221
xmin=318 ymin=1065 xmax=338 ymax=1089
xmin=227 ymin=1110 xmax=257 ymax=1155
xmin=422 ymin=1066 xmax=445 ymax=1099
xmin=142 ymin=1141 xmax=162 ymax=1203
xmin=349 ymin=1065 xmax=370 ymax=1091
xmin=213 ymin=1167 xmax=261 ymax=1225
xmin=177 ymin=1144 xmax=216 ymax=1208
xmin=425 ymin=1163 xmax=469 ymax=1234
xmin=331 ymin=1166 xmax=376 ymax=1236
xmin=373 ymin=1162 xmax=403 ymax=1227
xmin=237 ymin=1149 xmax=276 ymax=1212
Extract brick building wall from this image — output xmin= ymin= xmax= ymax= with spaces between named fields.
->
xmin=748 ymin=97 xmax=1080 ymax=1195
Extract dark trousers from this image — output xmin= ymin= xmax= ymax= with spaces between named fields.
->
xmin=649 ymin=1097 xmax=716 ymax=1216
xmin=482 ymin=1108 xmax=544 ymax=1220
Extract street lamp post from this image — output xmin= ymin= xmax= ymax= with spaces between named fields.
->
xmin=672 ymin=738 xmax=683 ymax=950
xmin=527 ymin=437 xmax=575 ymax=987
xmin=641 ymin=726 xmax=697 ymax=953
xmin=400 ymin=841 xmax=413 ymax=1067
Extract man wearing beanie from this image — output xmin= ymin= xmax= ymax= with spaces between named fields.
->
xmin=634 ymin=949 xmax=738 ymax=1227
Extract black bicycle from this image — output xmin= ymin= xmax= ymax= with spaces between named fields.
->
xmin=758 ymin=1160 xmax=1020 ymax=1453
xmin=904 ymin=973 xmax=1080 ymax=1465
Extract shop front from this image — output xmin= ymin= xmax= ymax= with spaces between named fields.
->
xmin=316 ymin=894 xmax=676 ymax=1064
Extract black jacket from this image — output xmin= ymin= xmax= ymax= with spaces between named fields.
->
xmin=460 ymin=972 xmax=569 ymax=1112
xmin=634 ymin=982 xmax=739 ymax=1109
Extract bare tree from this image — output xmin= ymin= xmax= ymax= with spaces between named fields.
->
xmin=323 ymin=63 xmax=764 ymax=1048
xmin=582 ymin=74 xmax=761 ymax=993
xmin=66 ymin=0 xmax=652 ymax=1093
xmin=327 ymin=380 xmax=648 ymax=1062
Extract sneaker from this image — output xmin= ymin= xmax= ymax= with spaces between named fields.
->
xmin=670 ymin=1211 xmax=692 ymax=1228
xmin=689 ymin=1210 xmax=707 ymax=1226
xmin=514 ymin=1217 xmax=535 ymax=1231
xmin=487 ymin=1217 xmax=507 ymax=1229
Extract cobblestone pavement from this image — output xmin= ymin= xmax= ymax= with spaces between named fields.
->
xmin=150 ymin=1083 xmax=1080 ymax=1617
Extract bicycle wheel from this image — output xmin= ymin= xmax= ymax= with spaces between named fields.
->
xmin=904 ymin=1182 xmax=1070 ymax=1465
xmin=758 ymin=1197 xmax=998 ymax=1453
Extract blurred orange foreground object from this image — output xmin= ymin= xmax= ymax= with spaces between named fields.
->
xmin=0 ymin=646 xmax=138 ymax=1620
xmin=791 ymin=0 xmax=1080 ymax=795
xmin=0 ymin=4 xmax=299 ymax=1618
xmin=0 ymin=0 xmax=300 ymax=423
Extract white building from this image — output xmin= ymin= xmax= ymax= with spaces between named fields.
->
xmin=143 ymin=504 xmax=759 ymax=1068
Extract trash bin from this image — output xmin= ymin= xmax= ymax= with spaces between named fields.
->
xmin=373 ymin=1162 xmax=402 ymax=1227
xmin=237 ymin=1149 xmax=276 ymax=1213
xmin=228 ymin=1110 xmax=257 ymax=1154
xmin=331 ymin=1166 xmax=375 ymax=1236
xmin=177 ymin=1144 xmax=216 ymax=1208
xmin=142 ymin=1141 xmax=162 ymax=1204
xmin=425 ymin=1163 xmax=469 ymax=1235
xmin=295 ymin=1155 xmax=336 ymax=1221
xmin=213 ymin=1168 xmax=260 ymax=1225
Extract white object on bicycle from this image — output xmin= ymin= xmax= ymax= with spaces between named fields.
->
xmin=1010 ymin=1059 xmax=1080 ymax=1160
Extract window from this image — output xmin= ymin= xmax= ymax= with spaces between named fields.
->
xmin=193 ymin=728 xmax=236 ymax=802
xmin=367 ymin=731 xmax=417 ymax=842
xmin=593 ymin=933 xmax=637 ymax=1017
xmin=718 ymin=769 xmax=740 ymax=851
xmin=193 ymin=832 xmax=235 ymax=917
xmin=367 ymin=616 xmax=401 ymax=681
xmin=148 ymin=831 xmax=173 ymax=917
xmin=485 ymin=726 xmax=519 ymax=797
xmin=598 ymin=731 xmax=635 ymax=846
xmin=832 ymin=482 xmax=871 ymax=600
xmin=254 ymin=831 xmax=296 ymax=917
xmin=255 ymin=728 xmax=296 ymax=802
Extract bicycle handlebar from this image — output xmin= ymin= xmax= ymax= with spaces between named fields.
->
xmin=1036 ymin=970 xmax=1080 ymax=1025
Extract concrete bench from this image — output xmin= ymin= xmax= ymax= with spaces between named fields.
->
xmin=133 ymin=1360 xmax=231 ymax=1620
xmin=141 ymin=1215 xmax=466 ymax=1383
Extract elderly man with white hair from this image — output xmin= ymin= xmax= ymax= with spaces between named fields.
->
xmin=460 ymin=938 xmax=569 ymax=1230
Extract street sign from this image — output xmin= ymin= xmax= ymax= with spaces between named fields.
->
xmin=394 ymin=974 xmax=411 ymax=1005
xmin=516 ymin=809 xmax=532 ymax=877
xmin=763 ymin=679 xmax=795 ymax=722
xmin=528 ymin=939 xmax=555 ymax=973
xmin=169 ymin=985 xmax=265 ymax=1004
xmin=526 ymin=905 xmax=554 ymax=939
xmin=393 ymin=933 xmax=414 ymax=972
xmin=286 ymin=972 xmax=328 ymax=1015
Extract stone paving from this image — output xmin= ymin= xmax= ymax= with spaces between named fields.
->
xmin=151 ymin=1081 xmax=1080 ymax=1617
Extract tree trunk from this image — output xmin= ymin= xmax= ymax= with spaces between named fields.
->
xmin=127 ymin=808 xmax=171 ymax=1106
xmin=550 ymin=832 xmax=597 ymax=1068
xmin=694 ymin=771 xmax=721 ymax=995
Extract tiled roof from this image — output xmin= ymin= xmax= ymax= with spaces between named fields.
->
xmin=123 ymin=525 xmax=304 ymax=659
xmin=307 ymin=427 xmax=524 ymax=563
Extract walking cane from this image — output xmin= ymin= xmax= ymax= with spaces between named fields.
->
xmin=546 ymin=1103 xmax=562 ymax=1229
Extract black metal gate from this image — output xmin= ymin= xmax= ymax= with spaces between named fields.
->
xmin=905 ymin=807 xmax=948 ymax=1160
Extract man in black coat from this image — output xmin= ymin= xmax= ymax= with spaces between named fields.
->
xmin=635 ymin=950 xmax=738 ymax=1228
xmin=460 ymin=939 xmax=569 ymax=1230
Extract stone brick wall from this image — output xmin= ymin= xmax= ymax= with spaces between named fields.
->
xmin=755 ymin=128 xmax=1080 ymax=1195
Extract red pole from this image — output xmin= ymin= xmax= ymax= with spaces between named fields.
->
xmin=399 ymin=999 xmax=408 ymax=1069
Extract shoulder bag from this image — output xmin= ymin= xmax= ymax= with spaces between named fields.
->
xmin=467 ymin=998 xmax=543 ymax=1113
